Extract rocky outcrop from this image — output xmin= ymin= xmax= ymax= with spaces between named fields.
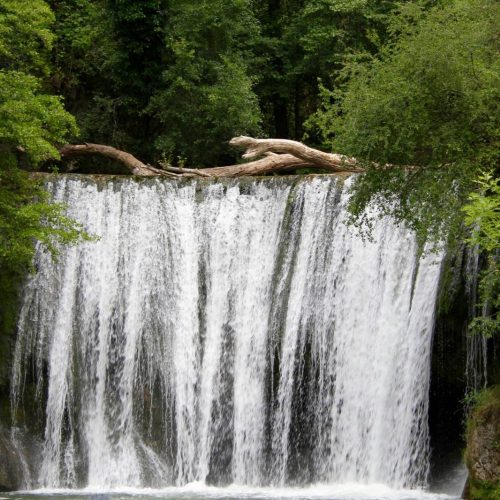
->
xmin=465 ymin=386 xmax=500 ymax=499
xmin=0 ymin=426 xmax=24 ymax=491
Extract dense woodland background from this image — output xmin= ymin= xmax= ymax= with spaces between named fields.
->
xmin=0 ymin=0 xmax=498 ymax=386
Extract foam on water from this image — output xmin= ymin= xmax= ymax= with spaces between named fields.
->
xmin=12 ymin=483 xmax=458 ymax=500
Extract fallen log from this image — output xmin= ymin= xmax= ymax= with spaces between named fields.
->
xmin=59 ymin=143 xmax=178 ymax=177
xmin=229 ymin=136 xmax=362 ymax=172
xmin=58 ymin=137 xmax=365 ymax=178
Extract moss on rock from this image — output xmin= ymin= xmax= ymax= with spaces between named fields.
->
xmin=465 ymin=386 xmax=500 ymax=499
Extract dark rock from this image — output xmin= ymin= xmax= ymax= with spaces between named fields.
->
xmin=467 ymin=405 xmax=500 ymax=481
xmin=0 ymin=425 xmax=24 ymax=491
xmin=465 ymin=386 xmax=500 ymax=498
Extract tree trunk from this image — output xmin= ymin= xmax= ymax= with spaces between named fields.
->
xmin=58 ymin=137 xmax=364 ymax=178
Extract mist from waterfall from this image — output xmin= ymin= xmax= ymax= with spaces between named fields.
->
xmin=11 ymin=176 xmax=443 ymax=491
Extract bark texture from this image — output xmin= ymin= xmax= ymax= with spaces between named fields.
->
xmin=59 ymin=137 xmax=364 ymax=177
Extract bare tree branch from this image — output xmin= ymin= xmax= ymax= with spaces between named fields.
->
xmin=58 ymin=137 xmax=365 ymax=178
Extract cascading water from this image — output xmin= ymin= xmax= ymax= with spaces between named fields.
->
xmin=464 ymin=245 xmax=488 ymax=394
xmin=11 ymin=175 xmax=444 ymax=492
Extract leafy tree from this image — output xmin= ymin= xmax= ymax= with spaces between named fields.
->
xmin=0 ymin=151 xmax=89 ymax=385
xmin=0 ymin=71 xmax=77 ymax=162
xmin=0 ymin=0 xmax=55 ymax=76
xmin=311 ymin=0 xmax=500 ymax=244
xmin=0 ymin=0 xmax=88 ymax=369
xmin=48 ymin=0 xmax=164 ymax=156
xmin=463 ymin=172 xmax=500 ymax=338
xmin=99 ymin=0 xmax=168 ymax=155
xmin=309 ymin=0 xmax=499 ymax=347
xmin=46 ymin=0 xmax=404 ymax=165
xmin=0 ymin=160 xmax=86 ymax=271
xmin=253 ymin=0 xmax=400 ymax=141
xmin=0 ymin=0 xmax=78 ymax=160
xmin=49 ymin=0 xmax=261 ymax=166
xmin=148 ymin=0 xmax=262 ymax=166
xmin=48 ymin=0 xmax=116 ymax=121
xmin=289 ymin=0 xmax=400 ymax=140
xmin=0 ymin=0 xmax=84 ymax=258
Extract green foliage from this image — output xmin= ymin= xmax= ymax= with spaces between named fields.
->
xmin=0 ymin=71 xmax=77 ymax=163
xmin=0 ymin=0 xmax=89 ymax=386
xmin=464 ymin=172 xmax=500 ymax=254
xmin=150 ymin=57 xmax=261 ymax=166
xmin=20 ymin=0 xmax=166 ymax=163
xmin=468 ymin=480 xmax=500 ymax=500
xmin=0 ymin=167 xmax=89 ymax=272
xmin=284 ymin=0 xmax=398 ymax=92
xmin=465 ymin=386 xmax=500 ymax=499
xmin=44 ymin=0 xmax=405 ymax=164
xmin=49 ymin=0 xmax=264 ymax=164
xmin=49 ymin=0 xmax=115 ymax=95
xmin=0 ymin=0 xmax=78 ymax=162
xmin=463 ymin=172 xmax=500 ymax=339
xmin=465 ymin=385 xmax=500 ymax=418
xmin=48 ymin=0 xmax=168 ymax=157
xmin=252 ymin=0 xmax=400 ymax=141
xmin=148 ymin=0 xmax=262 ymax=166
xmin=311 ymin=0 xmax=500 ymax=245
xmin=0 ymin=164 xmax=91 ymax=387
xmin=467 ymin=250 xmax=499 ymax=339
xmin=0 ymin=0 xmax=55 ymax=75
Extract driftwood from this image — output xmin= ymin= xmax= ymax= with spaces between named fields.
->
xmin=59 ymin=137 xmax=365 ymax=178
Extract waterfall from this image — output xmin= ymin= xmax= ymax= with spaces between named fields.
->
xmin=464 ymin=245 xmax=488 ymax=394
xmin=11 ymin=175 xmax=443 ymax=491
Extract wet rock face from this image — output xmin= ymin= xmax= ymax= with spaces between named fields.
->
xmin=0 ymin=427 xmax=23 ymax=491
xmin=467 ymin=402 xmax=500 ymax=483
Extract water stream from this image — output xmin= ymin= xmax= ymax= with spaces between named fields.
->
xmin=11 ymin=176 xmax=447 ymax=497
